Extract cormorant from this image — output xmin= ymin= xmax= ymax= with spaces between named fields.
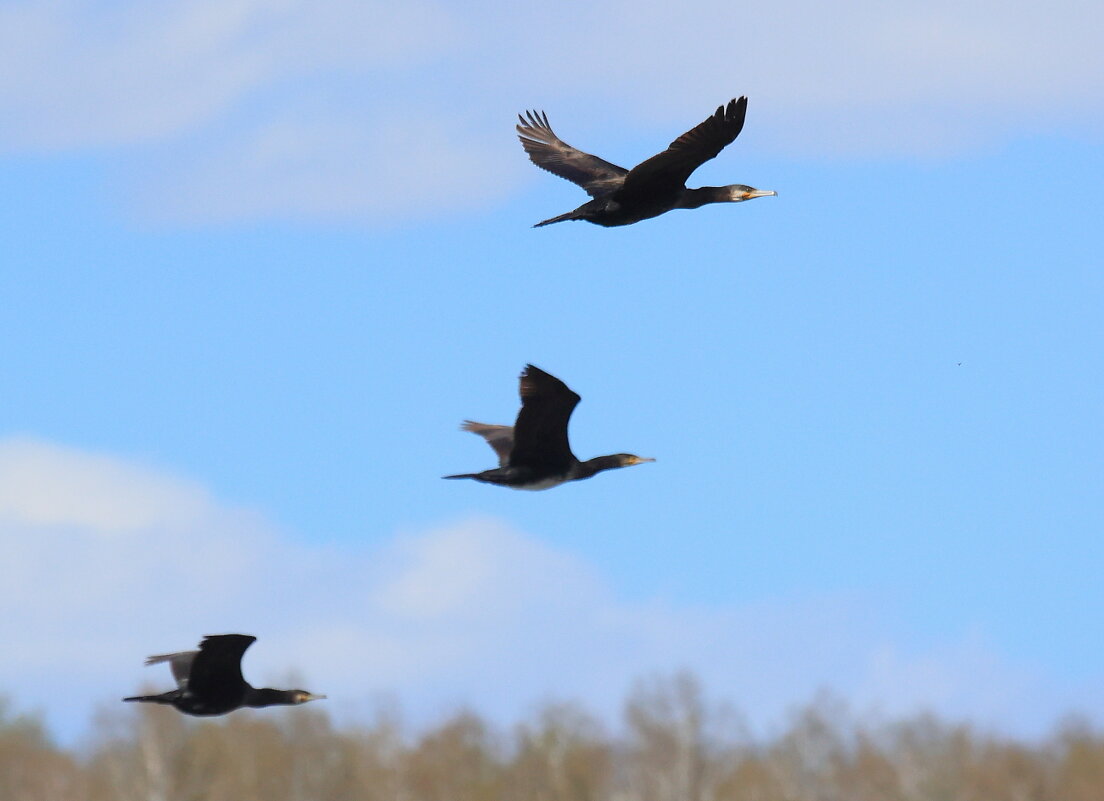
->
xmin=444 ymin=364 xmax=654 ymax=489
xmin=517 ymin=97 xmax=776 ymax=227
xmin=123 ymin=634 xmax=326 ymax=716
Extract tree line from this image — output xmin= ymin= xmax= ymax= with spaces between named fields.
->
xmin=2 ymin=673 xmax=1101 ymax=801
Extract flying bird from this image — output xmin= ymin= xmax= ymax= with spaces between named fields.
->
xmin=444 ymin=364 xmax=654 ymax=489
xmin=123 ymin=634 xmax=326 ymax=716
xmin=517 ymin=97 xmax=776 ymax=227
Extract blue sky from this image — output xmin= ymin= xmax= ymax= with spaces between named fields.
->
xmin=1 ymin=0 xmax=1102 ymax=742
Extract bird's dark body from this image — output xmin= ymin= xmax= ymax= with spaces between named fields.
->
xmin=127 ymin=687 xmax=246 ymax=717
xmin=448 ymin=454 xmax=630 ymax=489
xmin=444 ymin=365 xmax=653 ymax=490
xmin=517 ymin=97 xmax=775 ymax=228
xmin=554 ymin=194 xmax=677 ymax=228
xmin=448 ymin=465 xmax=569 ymax=490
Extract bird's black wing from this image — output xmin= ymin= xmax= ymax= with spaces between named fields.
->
xmin=509 ymin=365 xmax=580 ymax=471
xmin=461 ymin=421 xmax=514 ymax=467
xmin=517 ymin=111 xmax=628 ymax=197
xmin=186 ymin=634 xmax=256 ymax=701
xmin=619 ymin=97 xmax=748 ymax=197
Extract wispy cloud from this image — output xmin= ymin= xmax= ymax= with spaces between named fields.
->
xmin=0 ymin=0 xmax=461 ymax=150
xmin=134 ymin=108 xmax=519 ymax=224
xmin=0 ymin=1 xmax=1100 ymax=222
xmin=0 ymin=437 xmax=1091 ymax=740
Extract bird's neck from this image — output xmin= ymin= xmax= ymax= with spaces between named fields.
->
xmin=676 ymin=186 xmax=733 ymax=209
xmin=245 ymin=687 xmax=298 ymax=708
xmin=573 ymin=455 xmax=625 ymax=479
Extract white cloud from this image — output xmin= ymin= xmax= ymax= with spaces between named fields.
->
xmin=131 ymin=108 xmax=521 ymax=224
xmin=0 ymin=437 xmax=209 ymax=532
xmin=855 ymin=638 xmax=1037 ymax=727
xmin=0 ymin=0 xmax=461 ymax=151
xmin=0 ymin=437 xmax=1092 ymax=742
xmin=0 ymin=0 xmax=1101 ymax=222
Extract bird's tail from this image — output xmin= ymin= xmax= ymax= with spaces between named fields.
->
xmin=442 ymin=473 xmax=479 ymax=480
xmin=533 ymin=210 xmax=582 ymax=227
xmin=123 ymin=691 xmax=177 ymax=704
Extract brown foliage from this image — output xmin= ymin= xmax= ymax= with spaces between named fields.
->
xmin=0 ymin=699 xmax=84 ymax=801
xmin=1 ymin=679 xmax=1102 ymax=801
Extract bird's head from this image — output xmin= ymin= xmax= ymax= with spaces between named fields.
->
xmin=578 ymin=453 xmax=656 ymax=479
xmin=725 ymin=184 xmax=777 ymax=202
xmin=290 ymin=690 xmax=327 ymax=705
xmin=248 ymin=687 xmax=327 ymax=707
xmin=615 ymin=454 xmax=656 ymax=467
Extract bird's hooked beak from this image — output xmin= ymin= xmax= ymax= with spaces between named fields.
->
xmin=298 ymin=692 xmax=327 ymax=704
xmin=737 ymin=187 xmax=777 ymax=201
xmin=630 ymin=456 xmax=656 ymax=465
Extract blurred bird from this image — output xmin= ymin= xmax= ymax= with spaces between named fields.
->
xmin=123 ymin=634 xmax=326 ymax=716
xmin=517 ymin=97 xmax=775 ymax=227
xmin=444 ymin=364 xmax=654 ymax=489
